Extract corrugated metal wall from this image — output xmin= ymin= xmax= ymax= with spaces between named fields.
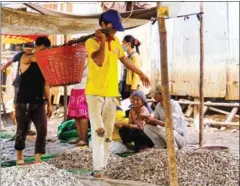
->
xmin=150 ymin=2 xmax=239 ymax=100
xmin=25 ymin=2 xmax=238 ymax=100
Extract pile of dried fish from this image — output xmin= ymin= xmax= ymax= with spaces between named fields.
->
xmin=1 ymin=163 xmax=84 ymax=186
xmin=105 ymin=148 xmax=239 ymax=186
xmin=48 ymin=148 xmax=122 ymax=170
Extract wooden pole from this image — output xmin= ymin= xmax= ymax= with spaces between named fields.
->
xmin=63 ymin=35 xmax=68 ymax=121
xmin=199 ymin=2 xmax=204 ymax=147
xmin=157 ymin=3 xmax=179 ymax=186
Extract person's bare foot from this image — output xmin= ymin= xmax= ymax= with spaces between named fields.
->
xmin=92 ymin=171 xmax=105 ymax=178
xmin=35 ymin=153 xmax=41 ymax=163
xmin=16 ymin=159 xmax=24 ymax=165
xmin=16 ymin=150 xmax=24 ymax=165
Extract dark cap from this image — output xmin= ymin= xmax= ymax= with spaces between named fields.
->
xmin=102 ymin=9 xmax=124 ymax=32
xmin=23 ymin=42 xmax=34 ymax=49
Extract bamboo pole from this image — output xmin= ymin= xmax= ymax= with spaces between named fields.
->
xmin=63 ymin=35 xmax=68 ymax=121
xmin=199 ymin=2 xmax=204 ymax=147
xmin=157 ymin=3 xmax=179 ymax=186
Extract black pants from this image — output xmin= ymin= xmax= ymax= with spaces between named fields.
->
xmin=120 ymin=81 xmax=131 ymax=100
xmin=14 ymin=87 xmax=31 ymax=131
xmin=119 ymin=80 xmax=131 ymax=117
xmin=119 ymin=127 xmax=154 ymax=152
xmin=15 ymin=103 xmax=47 ymax=154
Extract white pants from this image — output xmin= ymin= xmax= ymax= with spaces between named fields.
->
xmin=144 ymin=124 xmax=187 ymax=149
xmin=86 ymin=95 xmax=117 ymax=171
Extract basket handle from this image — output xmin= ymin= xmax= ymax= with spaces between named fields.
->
xmin=65 ymin=28 xmax=114 ymax=46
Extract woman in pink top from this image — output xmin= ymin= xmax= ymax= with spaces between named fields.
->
xmin=116 ymin=90 xmax=154 ymax=152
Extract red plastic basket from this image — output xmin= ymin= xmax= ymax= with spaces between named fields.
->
xmin=35 ymin=45 xmax=86 ymax=87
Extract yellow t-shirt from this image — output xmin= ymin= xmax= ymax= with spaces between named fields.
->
xmin=126 ymin=52 xmax=142 ymax=90
xmin=85 ymin=36 xmax=125 ymax=97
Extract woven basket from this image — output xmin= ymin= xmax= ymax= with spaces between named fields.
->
xmin=35 ymin=45 xmax=86 ymax=87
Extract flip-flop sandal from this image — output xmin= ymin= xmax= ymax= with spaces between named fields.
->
xmin=95 ymin=128 xmax=105 ymax=137
xmin=76 ymin=141 xmax=88 ymax=147
xmin=69 ymin=138 xmax=80 ymax=144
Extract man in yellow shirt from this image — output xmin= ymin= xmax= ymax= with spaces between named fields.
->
xmin=85 ymin=9 xmax=151 ymax=177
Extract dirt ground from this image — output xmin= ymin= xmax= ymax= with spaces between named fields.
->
xmin=1 ymin=112 xmax=239 ymax=162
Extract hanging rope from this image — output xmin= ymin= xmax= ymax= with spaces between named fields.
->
xmin=121 ymin=2 xmax=134 ymax=20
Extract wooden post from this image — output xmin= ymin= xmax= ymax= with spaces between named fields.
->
xmin=225 ymin=107 xmax=239 ymax=122
xmin=63 ymin=35 xmax=68 ymax=121
xmin=157 ymin=3 xmax=179 ymax=186
xmin=199 ymin=2 xmax=204 ymax=147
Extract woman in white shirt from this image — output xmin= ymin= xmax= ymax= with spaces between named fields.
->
xmin=67 ymin=61 xmax=89 ymax=146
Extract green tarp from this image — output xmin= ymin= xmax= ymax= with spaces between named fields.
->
xmin=58 ymin=119 xmax=91 ymax=142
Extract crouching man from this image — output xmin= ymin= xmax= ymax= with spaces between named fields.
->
xmin=142 ymin=86 xmax=188 ymax=150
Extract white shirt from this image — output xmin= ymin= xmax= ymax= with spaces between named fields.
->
xmin=72 ymin=61 xmax=88 ymax=90
xmin=154 ymin=99 xmax=188 ymax=137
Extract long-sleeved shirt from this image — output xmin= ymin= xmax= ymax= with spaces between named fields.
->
xmin=154 ymin=99 xmax=188 ymax=137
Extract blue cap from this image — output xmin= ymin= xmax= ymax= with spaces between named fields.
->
xmin=102 ymin=9 xmax=124 ymax=32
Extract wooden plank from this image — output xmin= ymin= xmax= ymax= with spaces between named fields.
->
xmin=185 ymin=104 xmax=194 ymax=117
xmin=225 ymin=107 xmax=239 ymax=122
xmin=194 ymin=105 xmax=208 ymax=131
xmin=194 ymin=97 xmax=200 ymax=118
xmin=178 ymin=100 xmax=239 ymax=107
xmin=208 ymin=107 xmax=239 ymax=118
xmin=205 ymin=121 xmax=239 ymax=127
xmin=226 ymin=63 xmax=239 ymax=100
